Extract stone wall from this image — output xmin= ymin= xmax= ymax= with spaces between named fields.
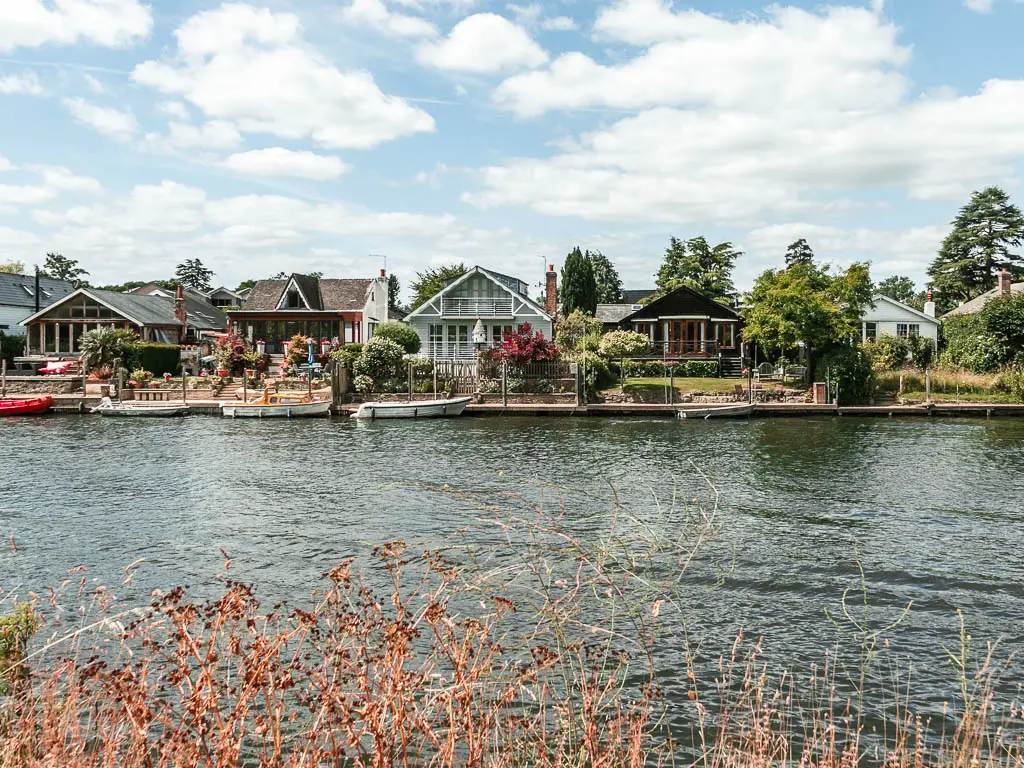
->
xmin=1 ymin=376 xmax=80 ymax=394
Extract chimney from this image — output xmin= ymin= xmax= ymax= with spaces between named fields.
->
xmin=998 ymin=268 xmax=1012 ymax=297
xmin=380 ymin=268 xmax=386 ymax=279
xmin=924 ymin=288 xmax=936 ymax=318
xmin=174 ymin=284 xmax=187 ymax=326
xmin=34 ymin=266 xmax=40 ymax=314
xmin=545 ymin=264 xmax=557 ymax=317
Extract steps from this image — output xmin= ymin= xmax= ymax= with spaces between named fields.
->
xmin=267 ymin=354 xmax=286 ymax=377
xmin=719 ymin=357 xmax=744 ymax=379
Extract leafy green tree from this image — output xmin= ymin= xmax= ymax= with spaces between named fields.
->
xmin=236 ymin=279 xmax=257 ymax=292
xmin=743 ymin=261 xmax=873 ymax=362
xmin=655 ymin=236 xmax=740 ymax=301
xmin=372 ymin=321 xmax=420 ymax=354
xmin=554 ymin=309 xmax=601 ymax=353
xmin=597 ymin=330 xmax=650 ymax=359
xmin=387 ymin=274 xmax=402 ymax=310
xmin=79 ymin=327 xmax=139 ymax=372
xmin=175 ymin=259 xmax=214 ymax=292
xmin=409 ymin=263 xmax=468 ymax=310
xmin=928 ymin=186 xmax=1024 ymax=305
xmin=0 ymin=261 xmax=25 ymax=275
xmin=42 ymin=252 xmax=89 ymax=287
xmin=560 ymin=247 xmax=598 ymax=315
xmin=876 ymin=275 xmax=927 ymax=310
xmin=589 ymin=251 xmax=623 ymax=303
xmin=784 ymin=239 xmax=815 ymax=268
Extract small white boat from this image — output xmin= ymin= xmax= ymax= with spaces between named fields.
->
xmin=678 ymin=403 xmax=754 ymax=420
xmin=221 ymin=388 xmax=331 ymax=418
xmin=91 ymin=397 xmax=190 ymax=417
xmin=354 ymin=396 xmax=472 ymax=420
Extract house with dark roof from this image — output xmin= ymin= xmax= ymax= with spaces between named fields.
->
xmin=20 ymin=285 xmax=229 ymax=356
xmin=942 ymin=269 xmax=1023 ymax=318
xmin=0 ymin=272 xmax=76 ymax=337
xmin=130 ymin=282 xmax=248 ymax=308
xmin=229 ymin=271 xmax=390 ymax=353
xmin=595 ymin=288 xmax=656 ymax=332
xmin=617 ymin=285 xmax=745 ymax=377
xmin=404 ymin=265 xmax=553 ymax=360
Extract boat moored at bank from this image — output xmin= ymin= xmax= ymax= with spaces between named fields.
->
xmin=354 ymin=396 xmax=472 ymax=420
xmin=221 ymin=388 xmax=331 ymax=418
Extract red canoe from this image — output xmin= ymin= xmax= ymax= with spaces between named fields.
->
xmin=0 ymin=396 xmax=54 ymax=415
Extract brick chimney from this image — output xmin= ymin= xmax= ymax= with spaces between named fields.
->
xmin=380 ymin=268 xmax=386 ymax=278
xmin=998 ymin=268 xmax=1012 ymax=297
xmin=545 ymin=264 xmax=557 ymax=317
xmin=174 ymin=284 xmax=187 ymax=326
xmin=924 ymin=289 xmax=936 ymax=318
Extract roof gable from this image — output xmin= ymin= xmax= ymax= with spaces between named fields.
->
xmin=865 ymin=294 xmax=939 ymax=325
xmin=240 ymin=276 xmax=372 ymax=313
xmin=942 ymin=282 xmax=1024 ymax=318
xmin=621 ymin=285 xmax=741 ymax=324
xmin=21 ymin=287 xmax=228 ymax=330
xmin=406 ymin=266 xmax=551 ymax=321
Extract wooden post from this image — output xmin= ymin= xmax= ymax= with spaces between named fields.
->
xmin=619 ymin=357 xmax=624 ymax=393
xmin=243 ymin=372 xmax=248 ymax=403
xmin=433 ymin=363 xmax=438 ymax=399
xmin=573 ymin=363 xmax=580 ymax=407
xmin=925 ymin=368 xmax=931 ymax=403
xmin=182 ymin=368 xmax=188 ymax=405
xmin=668 ymin=364 xmax=674 ymax=405
xmin=501 ymin=361 xmax=507 ymax=407
xmin=408 ymin=360 xmax=414 ymax=401
xmin=1 ymin=359 xmax=6 ymax=397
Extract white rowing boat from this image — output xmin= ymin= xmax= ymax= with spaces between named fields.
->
xmin=678 ymin=403 xmax=754 ymax=420
xmin=353 ymin=396 xmax=472 ymax=420
xmin=221 ymin=388 xmax=331 ymax=418
xmin=91 ymin=397 xmax=190 ymax=417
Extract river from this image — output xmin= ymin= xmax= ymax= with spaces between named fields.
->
xmin=2 ymin=414 xmax=1023 ymax=715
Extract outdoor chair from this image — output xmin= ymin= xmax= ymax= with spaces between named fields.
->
xmin=753 ymin=362 xmax=775 ymax=382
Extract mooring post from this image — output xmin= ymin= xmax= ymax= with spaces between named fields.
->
xmin=408 ymin=360 xmax=414 ymax=401
xmin=926 ymin=368 xmax=931 ymax=403
xmin=501 ymin=362 xmax=508 ymax=407
xmin=182 ymin=367 xmax=188 ymax=405
xmin=668 ymin=364 xmax=674 ymax=405
xmin=1 ymin=359 xmax=6 ymax=398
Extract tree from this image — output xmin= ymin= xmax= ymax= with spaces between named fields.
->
xmin=785 ymin=239 xmax=815 ymax=268
xmin=0 ymin=261 xmax=25 ymax=275
xmin=655 ymin=236 xmax=741 ymax=301
xmin=743 ymin=261 xmax=873 ymax=361
xmin=409 ymin=263 xmax=468 ymax=310
xmin=490 ymin=322 xmax=556 ymax=368
xmin=554 ymin=309 xmax=601 ymax=353
xmin=175 ymin=259 xmax=214 ymax=292
xmin=236 ymin=279 xmax=257 ymax=292
xmin=560 ymin=247 xmax=597 ymax=316
xmin=589 ymin=251 xmax=623 ymax=303
xmin=597 ymin=330 xmax=650 ymax=359
xmin=372 ymin=321 xmax=420 ymax=354
xmin=876 ymin=275 xmax=927 ymax=310
xmin=928 ymin=186 xmax=1024 ymax=306
xmin=387 ymin=274 xmax=402 ymax=311
xmin=42 ymin=252 xmax=89 ymax=286
xmin=78 ymin=327 xmax=138 ymax=373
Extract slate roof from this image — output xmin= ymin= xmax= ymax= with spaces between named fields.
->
xmin=943 ymin=282 xmax=1024 ymax=318
xmin=596 ymin=304 xmax=638 ymax=325
xmin=621 ymin=289 xmax=655 ymax=304
xmin=621 ymin=285 xmax=742 ymax=324
xmin=23 ymin=288 xmax=228 ymax=331
xmin=238 ymin=275 xmax=372 ymax=313
xmin=0 ymin=272 xmax=76 ymax=309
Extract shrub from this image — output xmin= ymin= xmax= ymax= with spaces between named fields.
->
xmin=598 ymin=330 xmax=650 ymax=360
xmin=679 ymin=360 xmax=720 ymax=378
xmin=979 ymin=292 xmax=1024 ymax=351
xmin=329 ymin=343 xmax=363 ymax=371
xmin=561 ymin=349 xmax=611 ymax=397
xmin=815 ymin=345 xmax=874 ymax=405
xmin=554 ymin=309 xmax=601 ymax=353
xmin=372 ymin=322 xmax=421 ymax=354
xmin=128 ymin=368 xmax=152 ymax=386
xmin=79 ymin=327 xmax=138 ymax=373
xmin=0 ymin=602 xmax=37 ymax=694
xmin=995 ymin=365 xmax=1024 ymax=401
xmin=942 ymin=315 xmax=1011 ymax=372
xmin=285 ymin=334 xmax=314 ymax=366
xmin=491 ymin=323 xmax=556 ymax=368
xmin=136 ymin=342 xmax=181 ymax=376
xmin=868 ymin=335 xmax=912 ymax=372
xmin=0 ymin=333 xmax=24 ymax=366
xmin=214 ymin=333 xmax=254 ymax=375
xmin=353 ymin=374 xmax=374 ymax=394
xmin=353 ymin=336 xmax=405 ymax=385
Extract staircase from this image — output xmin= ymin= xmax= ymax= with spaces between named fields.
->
xmin=720 ymin=357 xmax=744 ymax=379
xmin=267 ymin=354 xmax=286 ymax=377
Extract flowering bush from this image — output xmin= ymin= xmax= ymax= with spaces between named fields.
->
xmin=286 ymin=335 xmax=315 ymax=366
xmin=214 ymin=334 xmax=267 ymax=375
xmin=129 ymin=368 xmax=152 ymax=386
xmin=354 ymin=374 xmax=374 ymax=394
xmin=353 ymin=337 xmax=405 ymax=385
xmin=490 ymin=322 xmax=556 ymax=368
xmin=598 ymin=330 xmax=651 ymax=360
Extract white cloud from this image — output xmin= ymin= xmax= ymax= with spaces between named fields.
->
xmin=62 ymin=97 xmax=137 ymax=141
xmin=964 ymin=0 xmax=995 ymax=11
xmin=132 ymin=3 xmax=435 ymax=150
xmin=142 ymin=120 xmax=244 ymax=152
xmin=157 ymin=101 xmax=190 ymax=120
xmin=340 ymin=0 xmax=437 ymax=38
xmin=475 ymin=5 xmax=1024 ymax=225
xmin=0 ymin=0 xmax=152 ymax=53
xmin=507 ymin=4 xmax=577 ymax=31
xmin=0 ymin=163 xmax=102 ymax=207
xmin=221 ymin=148 xmax=350 ymax=180
xmin=0 ymin=71 xmax=45 ymax=95
xmin=542 ymin=16 xmax=577 ymax=31
xmin=0 ymin=156 xmax=15 ymax=172
xmin=28 ymin=165 xmax=103 ymax=194
xmin=418 ymin=13 xmax=548 ymax=73
xmin=83 ymin=73 xmax=105 ymax=94
xmin=35 ymin=180 xmax=207 ymax=233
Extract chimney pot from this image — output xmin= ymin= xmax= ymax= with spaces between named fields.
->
xmin=380 ymin=268 xmax=386 ymax=278
xmin=545 ymin=265 xmax=557 ymax=318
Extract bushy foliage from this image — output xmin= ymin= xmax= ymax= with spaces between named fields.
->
xmin=128 ymin=368 xmax=153 ymax=386
xmin=215 ymin=333 xmax=266 ymax=375
xmin=136 ymin=342 xmax=181 ymax=376
xmin=1 ymin=333 xmax=25 ymax=366
xmin=598 ymin=330 xmax=650 ymax=360
xmin=560 ymin=349 xmax=611 ymax=396
xmin=815 ymin=345 xmax=874 ymax=405
xmin=490 ymin=322 xmax=556 ymax=368
xmin=613 ymin=359 xmax=720 ymax=378
xmin=979 ymin=292 xmax=1024 ymax=352
xmin=353 ymin=374 xmax=374 ymax=394
xmin=554 ymin=309 xmax=601 ymax=354
xmin=286 ymin=334 xmax=315 ymax=366
xmin=353 ymin=336 xmax=405 ymax=385
xmin=79 ymin=327 xmax=138 ymax=373
xmin=941 ymin=315 xmax=1011 ymax=373
xmin=995 ymin=365 xmax=1024 ymax=401
xmin=867 ymin=334 xmax=933 ymax=372
xmin=372 ymin=322 xmax=421 ymax=354
xmin=329 ymin=344 xmax=363 ymax=371
xmin=0 ymin=602 xmax=37 ymax=694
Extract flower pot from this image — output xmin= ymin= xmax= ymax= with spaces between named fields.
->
xmin=217 ymin=369 xmax=229 ymax=378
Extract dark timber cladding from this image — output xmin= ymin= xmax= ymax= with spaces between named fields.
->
xmin=618 ymin=285 xmax=743 ymax=358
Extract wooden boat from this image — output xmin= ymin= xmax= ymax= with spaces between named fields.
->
xmin=353 ymin=396 xmax=472 ymax=420
xmin=0 ymin=396 xmax=53 ymax=416
xmin=91 ymin=397 xmax=189 ymax=417
xmin=678 ymin=403 xmax=755 ymax=420
xmin=221 ymin=388 xmax=331 ymax=418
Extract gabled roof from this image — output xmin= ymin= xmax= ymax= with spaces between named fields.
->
xmin=239 ymin=275 xmax=373 ymax=313
xmin=21 ymin=287 xmax=228 ymax=330
xmin=596 ymin=304 xmax=638 ymax=325
xmin=0 ymin=272 xmax=76 ymax=310
xmin=620 ymin=285 xmax=742 ymax=324
xmin=621 ymin=289 xmax=655 ymax=304
xmin=869 ymin=294 xmax=940 ymax=325
xmin=406 ymin=266 xmax=552 ymax=321
xmin=942 ymin=282 xmax=1024 ymax=318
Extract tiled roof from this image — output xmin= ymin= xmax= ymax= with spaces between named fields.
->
xmin=240 ymin=276 xmax=372 ymax=312
xmin=621 ymin=289 xmax=655 ymax=304
xmin=319 ymin=279 xmax=372 ymax=311
xmin=596 ymin=304 xmax=637 ymax=325
xmin=0 ymin=272 xmax=76 ymax=309
xmin=943 ymin=283 xmax=1024 ymax=317
xmin=25 ymin=288 xmax=227 ymax=330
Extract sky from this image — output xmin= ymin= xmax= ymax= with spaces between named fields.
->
xmin=2 ymin=0 xmax=1024 ymax=301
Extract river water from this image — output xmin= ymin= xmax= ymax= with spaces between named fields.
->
xmin=2 ymin=414 xmax=1023 ymax=715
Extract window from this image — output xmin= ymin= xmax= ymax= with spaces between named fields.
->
xmin=429 ymin=324 xmax=443 ymax=356
xmin=344 ymin=321 xmax=355 ymax=344
xmin=458 ymin=324 xmax=468 ymax=346
xmin=286 ymin=290 xmax=302 ymax=308
xmin=492 ymin=325 xmax=502 ymax=345
xmin=896 ymin=323 xmax=920 ymax=338
xmin=719 ymin=323 xmax=736 ymax=348
xmin=864 ymin=322 xmax=877 ymax=342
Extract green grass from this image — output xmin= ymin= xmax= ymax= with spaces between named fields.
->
xmin=901 ymin=390 xmax=1019 ymax=404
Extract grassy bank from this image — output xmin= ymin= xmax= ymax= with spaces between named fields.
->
xmin=877 ymin=368 xmax=1023 ymax=404
xmin=1 ymin=483 xmax=1020 ymax=767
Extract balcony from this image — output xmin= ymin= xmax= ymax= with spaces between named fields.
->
xmin=440 ymin=297 xmax=514 ymax=318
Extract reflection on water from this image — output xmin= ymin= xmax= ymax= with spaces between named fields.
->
xmin=1 ymin=414 xmax=1023 ymax=709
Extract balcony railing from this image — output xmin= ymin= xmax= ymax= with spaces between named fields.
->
xmin=441 ymin=297 xmax=514 ymax=318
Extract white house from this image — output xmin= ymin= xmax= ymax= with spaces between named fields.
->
xmin=404 ymin=266 xmax=554 ymax=360
xmin=858 ymin=294 xmax=939 ymax=345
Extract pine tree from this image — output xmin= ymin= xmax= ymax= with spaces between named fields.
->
xmin=928 ymin=186 xmax=1024 ymax=305
xmin=588 ymin=251 xmax=623 ymax=303
xmin=784 ymin=239 xmax=815 ymax=268
xmin=175 ymin=259 xmax=214 ymax=292
xmin=560 ymin=247 xmax=597 ymax=315
xmin=387 ymin=274 xmax=402 ymax=311
xmin=655 ymin=236 xmax=740 ymax=301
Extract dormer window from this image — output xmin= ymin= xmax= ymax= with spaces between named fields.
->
xmin=286 ymin=290 xmax=302 ymax=308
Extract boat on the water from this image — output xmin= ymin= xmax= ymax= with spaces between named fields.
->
xmin=0 ymin=396 xmax=53 ymax=416
xmin=221 ymin=388 xmax=331 ymax=418
xmin=678 ymin=403 xmax=754 ymax=420
xmin=353 ymin=396 xmax=472 ymax=420
xmin=91 ymin=397 xmax=189 ymax=417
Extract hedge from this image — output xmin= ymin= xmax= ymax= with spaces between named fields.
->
xmin=0 ymin=334 xmax=25 ymax=366
xmin=136 ymin=343 xmax=182 ymax=376
xmin=612 ymin=359 xmax=720 ymax=378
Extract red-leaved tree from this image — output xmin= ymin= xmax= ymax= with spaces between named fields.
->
xmin=491 ymin=323 xmax=556 ymax=368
